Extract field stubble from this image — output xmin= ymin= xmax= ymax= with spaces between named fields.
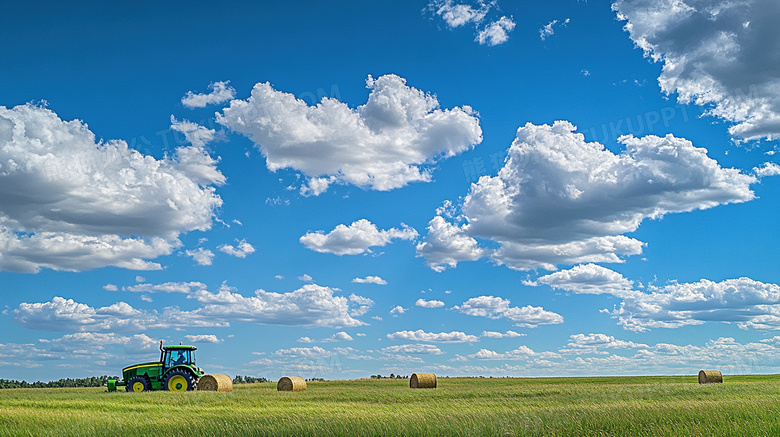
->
xmin=0 ymin=375 xmax=779 ymax=436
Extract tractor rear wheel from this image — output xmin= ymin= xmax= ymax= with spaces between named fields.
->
xmin=163 ymin=369 xmax=196 ymax=391
xmin=126 ymin=376 xmax=150 ymax=392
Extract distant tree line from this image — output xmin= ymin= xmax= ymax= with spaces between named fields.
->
xmin=232 ymin=375 xmax=268 ymax=384
xmin=0 ymin=375 xmax=119 ymax=389
xmin=370 ymin=374 xmax=408 ymax=379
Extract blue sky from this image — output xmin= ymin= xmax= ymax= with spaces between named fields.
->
xmin=2 ymin=0 xmax=780 ymax=381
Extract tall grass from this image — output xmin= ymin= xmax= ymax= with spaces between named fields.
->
xmin=1 ymin=375 xmax=779 ymax=436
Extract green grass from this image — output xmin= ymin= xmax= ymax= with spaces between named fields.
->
xmin=1 ymin=375 xmax=780 ymax=436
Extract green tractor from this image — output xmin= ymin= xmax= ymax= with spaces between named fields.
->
xmin=108 ymin=340 xmax=205 ymax=392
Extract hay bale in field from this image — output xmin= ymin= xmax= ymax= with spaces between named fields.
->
xmin=277 ymin=376 xmax=307 ymax=392
xmin=698 ymin=370 xmax=723 ymax=384
xmin=197 ymin=374 xmax=233 ymax=392
xmin=410 ymin=373 xmax=437 ymax=389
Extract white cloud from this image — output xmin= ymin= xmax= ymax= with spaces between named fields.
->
xmin=415 ymin=298 xmax=445 ymax=308
xmin=297 ymin=336 xmax=314 ymax=343
xmin=12 ymin=296 xmax=225 ymax=332
xmin=192 ymin=283 xmax=368 ymax=328
xmin=613 ymin=277 xmax=780 ymax=332
xmin=103 ymin=284 xmax=118 ymax=292
xmin=170 ymin=117 xmax=226 ymax=186
xmin=349 ymin=293 xmax=374 ymax=317
xmin=455 ymin=296 xmax=563 ymax=328
xmin=525 ymin=263 xmax=636 ymax=298
xmin=480 ymin=330 xmax=525 ymax=338
xmin=300 ymin=219 xmax=417 ymax=255
xmin=298 ymin=274 xmax=313 ymax=282
xmin=559 ymin=333 xmax=648 ymax=355
xmin=218 ymin=239 xmax=255 ymax=258
xmin=217 ymin=74 xmax=482 ymax=194
xmin=390 ymin=306 xmax=407 ymax=315
xmin=0 ymin=104 xmax=224 ymax=273
xmin=428 ymin=1 xmax=516 ymax=46
xmin=123 ymin=281 xmax=207 ymax=294
xmin=613 ymin=0 xmax=780 ymax=141
xmin=469 ymin=345 xmax=552 ymax=360
xmin=181 ymin=81 xmax=236 ymax=108
xmin=322 ymin=332 xmax=354 ymax=342
xmin=429 ymin=0 xmax=491 ymax=28
xmin=185 ymin=248 xmax=215 ymax=266
xmin=16 ymin=282 xmax=370 ymax=332
xmin=419 ymin=121 xmax=756 ymax=271
xmin=182 ymin=334 xmax=222 ymax=344
xmin=754 ymin=162 xmax=780 ymax=178
xmin=475 ymin=16 xmax=516 ymax=46
xmin=539 ymin=18 xmax=570 ymax=40
xmin=415 ymin=216 xmax=488 ymax=272
xmin=352 ymin=275 xmax=387 ymax=285
xmin=386 ymin=330 xmax=478 ymax=343
xmin=380 ymin=344 xmax=443 ymax=355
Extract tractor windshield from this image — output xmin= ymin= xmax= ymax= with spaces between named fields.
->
xmin=165 ymin=349 xmax=194 ymax=368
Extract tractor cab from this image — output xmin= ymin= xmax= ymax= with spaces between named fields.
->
xmin=161 ymin=344 xmax=197 ymax=370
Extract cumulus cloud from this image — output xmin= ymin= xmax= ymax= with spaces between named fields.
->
xmin=428 ymin=1 xmax=515 ymax=46
xmin=614 ymin=277 xmax=780 ymax=332
xmin=455 ymin=295 xmax=563 ymax=328
xmin=123 ymin=281 xmax=207 ymax=294
xmin=182 ymin=334 xmax=222 ymax=344
xmin=300 ymin=219 xmax=417 ymax=255
xmin=525 ymin=263 xmax=636 ymax=298
xmin=476 ymin=16 xmax=516 ymax=46
xmin=322 ymin=332 xmax=354 ymax=342
xmin=352 ymin=275 xmax=387 ymax=285
xmin=613 ymin=0 xmax=780 ymax=141
xmin=0 ymin=104 xmax=223 ymax=273
xmin=415 ymin=216 xmax=488 ymax=272
xmin=529 ymin=265 xmax=780 ymax=332
xmin=217 ymin=74 xmax=482 ymax=194
xmin=419 ymin=121 xmax=756 ymax=271
xmin=349 ymin=293 xmax=374 ymax=317
xmin=428 ymin=0 xmax=491 ymax=27
xmin=12 ymin=296 xmax=225 ymax=332
xmin=380 ymin=344 xmax=443 ymax=355
xmin=754 ymin=162 xmax=780 ymax=178
xmin=415 ymin=298 xmax=445 ymax=308
xmin=390 ymin=306 xmax=407 ymax=315
xmin=15 ymin=283 xmax=370 ymax=332
xmin=559 ymin=333 xmax=648 ymax=355
xmin=181 ymin=81 xmax=236 ymax=108
xmin=469 ymin=345 xmax=559 ymax=360
xmin=170 ymin=117 xmax=226 ymax=186
xmin=191 ymin=283 xmax=369 ymax=328
xmin=480 ymin=330 xmax=525 ymax=338
xmin=185 ymin=248 xmax=215 ymax=266
xmin=539 ymin=18 xmax=570 ymax=40
xmin=218 ymin=239 xmax=255 ymax=258
xmin=386 ymin=330 xmax=478 ymax=343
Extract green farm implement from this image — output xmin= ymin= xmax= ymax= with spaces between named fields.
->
xmin=108 ymin=340 xmax=227 ymax=392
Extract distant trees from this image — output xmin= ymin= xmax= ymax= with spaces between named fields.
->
xmin=370 ymin=374 xmax=408 ymax=380
xmin=232 ymin=375 xmax=268 ymax=384
xmin=0 ymin=375 xmax=119 ymax=389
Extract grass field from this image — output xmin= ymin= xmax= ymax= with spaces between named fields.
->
xmin=1 ymin=375 xmax=779 ymax=436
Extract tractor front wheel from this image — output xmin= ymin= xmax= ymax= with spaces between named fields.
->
xmin=163 ymin=369 xmax=196 ymax=391
xmin=126 ymin=376 xmax=150 ymax=393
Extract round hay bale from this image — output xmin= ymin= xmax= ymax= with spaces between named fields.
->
xmin=410 ymin=373 xmax=437 ymax=389
xmin=698 ymin=370 xmax=723 ymax=384
xmin=277 ymin=376 xmax=306 ymax=392
xmin=197 ymin=374 xmax=233 ymax=392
